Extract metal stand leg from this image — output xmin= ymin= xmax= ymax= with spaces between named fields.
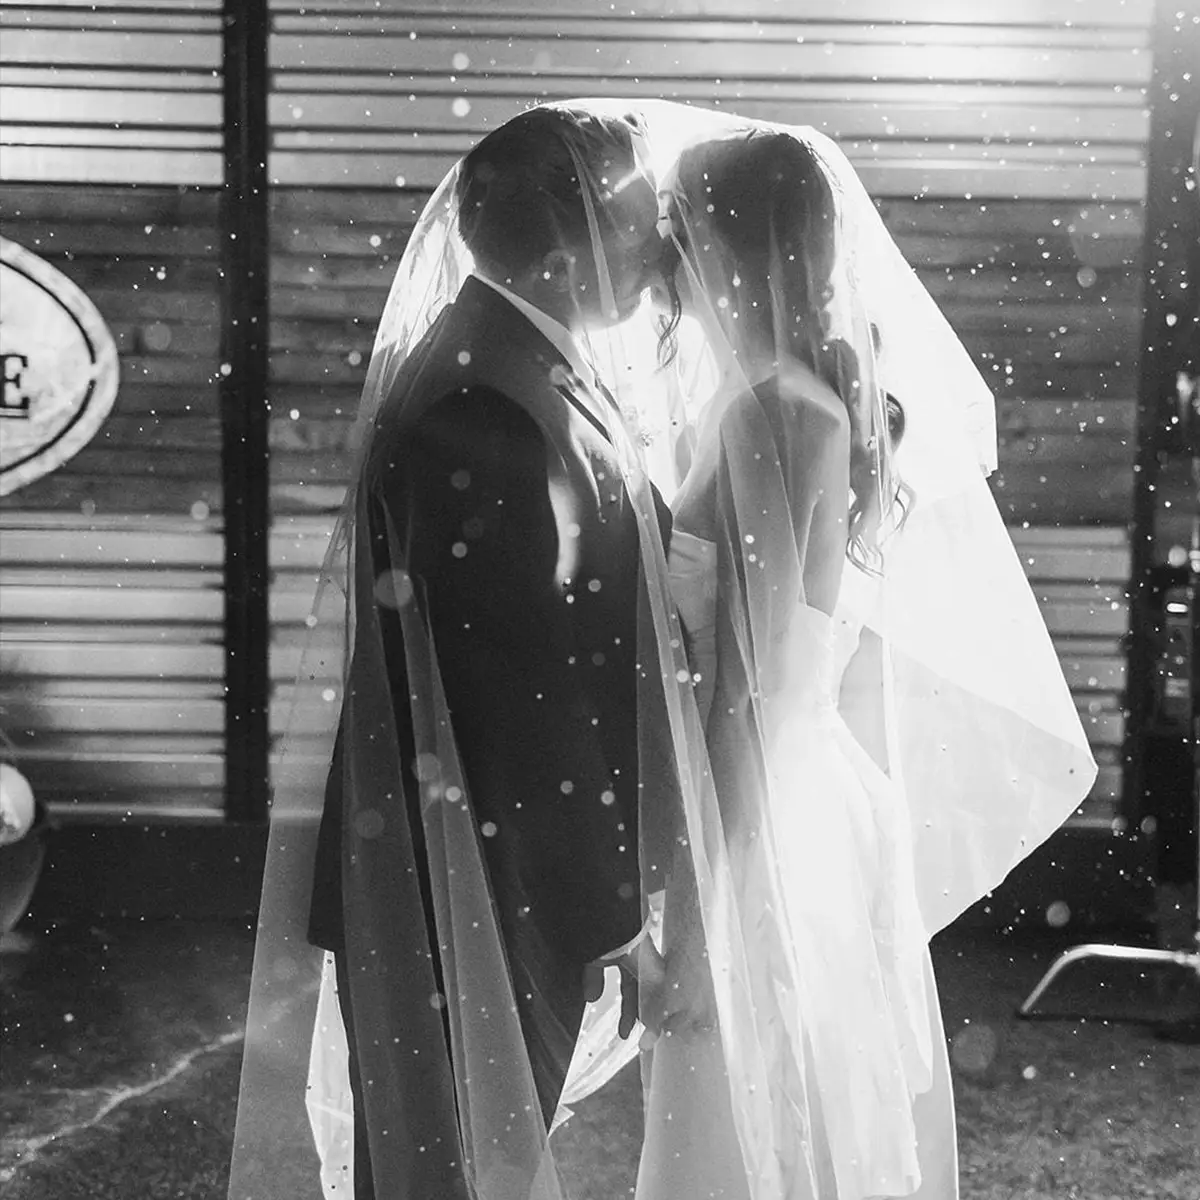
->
xmin=1020 ymin=440 xmax=1200 ymax=1022
xmin=1017 ymin=941 xmax=1200 ymax=1018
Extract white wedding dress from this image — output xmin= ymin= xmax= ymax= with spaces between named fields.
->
xmin=636 ymin=530 xmax=960 ymax=1200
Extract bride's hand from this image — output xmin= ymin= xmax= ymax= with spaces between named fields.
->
xmin=582 ymin=935 xmax=669 ymax=1041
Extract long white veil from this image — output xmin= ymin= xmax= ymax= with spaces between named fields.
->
xmin=228 ymin=100 xmax=1096 ymax=1200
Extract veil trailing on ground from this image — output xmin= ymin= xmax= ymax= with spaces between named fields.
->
xmin=228 ymin=100 xmax=1097 ymax=1200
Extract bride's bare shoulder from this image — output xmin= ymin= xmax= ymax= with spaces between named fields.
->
xmin=718 ymin=367 xmax=849 ymax=458
xmin=770 ymin=361 xmax=850 ymax=436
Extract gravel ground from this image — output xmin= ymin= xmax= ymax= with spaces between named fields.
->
xmin=2 ymin=919 xmax=1197 ymax=1199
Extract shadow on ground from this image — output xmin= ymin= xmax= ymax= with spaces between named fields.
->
xmin=1 ymin=918 xmax=1197 ymax=1199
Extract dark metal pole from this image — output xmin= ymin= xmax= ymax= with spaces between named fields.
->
xmin=1122 ymin=0 xmax=1200 ymax=828
xmin=220 ymin=0 xmax=270 ymax=822
xmin=1018 ymin=0 xmax=1200 ymax=1023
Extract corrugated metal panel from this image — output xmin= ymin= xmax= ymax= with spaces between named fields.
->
xmin=0 ymin=0 xmax=1153 ymax=836
xmin=0 ymin=183 xmax=225 ymax=821
xmin=0 ymin=1 xmax=1147 ymax=196
xmin=268 ymin=193 xmax=1142 ymax=526
xmin=1015 ymin=526 xmax=1130 ymax=830
xmin=267 ymin=0 xmax=1152 ymax=199
xmin=0 ymin=1 xmax=223 ymax=186
xmin=0 ymin=186 xmax=225 ymax=515
xmin=0 ymin=513 xmax=226 ymax=821
xmin=266 ymin=514 xmax=1130 ymax=829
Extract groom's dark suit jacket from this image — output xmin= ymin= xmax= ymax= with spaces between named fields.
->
xmin=307 ymin=277 xmax=671 ymax=1182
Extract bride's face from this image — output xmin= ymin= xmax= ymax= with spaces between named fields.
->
xmin=559 ymin=172 xmax=664 ymax=329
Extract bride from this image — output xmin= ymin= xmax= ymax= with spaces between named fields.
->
xmin=639 ymin=125 xmax=957 ymax=1200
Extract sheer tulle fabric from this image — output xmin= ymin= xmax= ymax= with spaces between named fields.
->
xmin=229 ymin=100 xmax=1097 ymax=1200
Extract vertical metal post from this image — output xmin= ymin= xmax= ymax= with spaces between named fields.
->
xmin=1123 ymin=0 xmax=1200 ymax=826
xmin=220 ymin=0 xmax=270 ymax=822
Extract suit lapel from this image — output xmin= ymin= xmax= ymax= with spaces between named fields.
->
xmin=553 ymin=381 xmax=612 ymax=445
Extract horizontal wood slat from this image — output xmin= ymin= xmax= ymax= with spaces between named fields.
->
xmin=265 ymin=2 xmax=1151 ymax=197
xmin=0 ymin=512 xmax=224 ymax=818
xmin=1 ymin=4 xmax=1152 ymax=841
xmin=262 ymin=516 xmax=1131 ymax=826
xmin=0 ymin=3 xmax=223 ymax=186
xmin=0 ymin=187 xmax=223 ymax=518
xmin=266 ymin=191 xmax=1144 ymax=529
xmin=2 ymin=2 xmax=1151 ymax=197
xmin=267 ymin=0 xmax=1151 ymax=24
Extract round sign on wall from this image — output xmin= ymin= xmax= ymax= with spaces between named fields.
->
xmin=0 ymin=237 xmax=120 ymax=496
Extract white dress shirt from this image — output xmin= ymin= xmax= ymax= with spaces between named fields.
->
xmin=473 ymin=274 xmax=609 ymax=424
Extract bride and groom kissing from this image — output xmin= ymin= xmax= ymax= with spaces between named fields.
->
xmin=276 ymin=100 xmax=1097 ymax=1200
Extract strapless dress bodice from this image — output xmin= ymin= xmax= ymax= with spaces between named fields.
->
xmin=666 ymin=530 xmax=862 ymax=725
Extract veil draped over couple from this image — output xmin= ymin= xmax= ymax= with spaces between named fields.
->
xmin=228 ymin=100 xmax=1097 ymax=1200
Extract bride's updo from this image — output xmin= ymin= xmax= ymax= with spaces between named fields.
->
xmin=663 ymin=129 xmax=908 ymax=568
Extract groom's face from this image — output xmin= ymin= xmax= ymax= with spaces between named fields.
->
xmin=564 ymin=169 xmax=664 ymax=328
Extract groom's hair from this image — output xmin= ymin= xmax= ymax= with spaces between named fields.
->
xmin=456 ymin=105 xmax=645 ymax=281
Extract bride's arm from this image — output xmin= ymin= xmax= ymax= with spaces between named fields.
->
xmin=769 ymin=359 xmax=852 ymax=617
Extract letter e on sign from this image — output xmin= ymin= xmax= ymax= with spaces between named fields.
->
xmin=0 ymin=237 xmax=120 ymax=495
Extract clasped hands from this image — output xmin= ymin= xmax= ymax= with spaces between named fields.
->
xmin=582 ymin=906 xmax=716 ymax=1045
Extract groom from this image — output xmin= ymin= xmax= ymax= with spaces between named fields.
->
xmin=307 ymin=106 xmax=672 ymax=1196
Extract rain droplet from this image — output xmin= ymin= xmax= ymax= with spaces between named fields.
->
xmin=375 ymin=569 xmax=414 ymax=608
xmin=413 ymin=753 xmax=440 ymax=782
xmin=481 ymin=821 xmax=498 ymax=837
xmin=273 ymin=956 xmax=299 ymax=982
xmin=354 ymin=809 xmax=385 ymax=839
xmin=452 ymin=97 xmax=471 ymax=118
xmin=142 ymin=322 xmax=172 ymax=352
xmin=457 ymin=350 xmax=472 ymax=366
xmin=950 ymin=1023 xmax=998 ymax=1074
xmin=190 ymin=500 xmax=210 ymax=522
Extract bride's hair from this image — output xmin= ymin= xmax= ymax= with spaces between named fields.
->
xmin=661 ymin=129 xmax=909 ymax=569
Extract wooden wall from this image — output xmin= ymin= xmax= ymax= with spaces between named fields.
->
xmin=265 ymin=0 xmax=1151 ymax=832
xmin=0 ymin=1 xmax=226 ymax=822
xmin=0 ymin=0 xmax=1155 ymax=840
